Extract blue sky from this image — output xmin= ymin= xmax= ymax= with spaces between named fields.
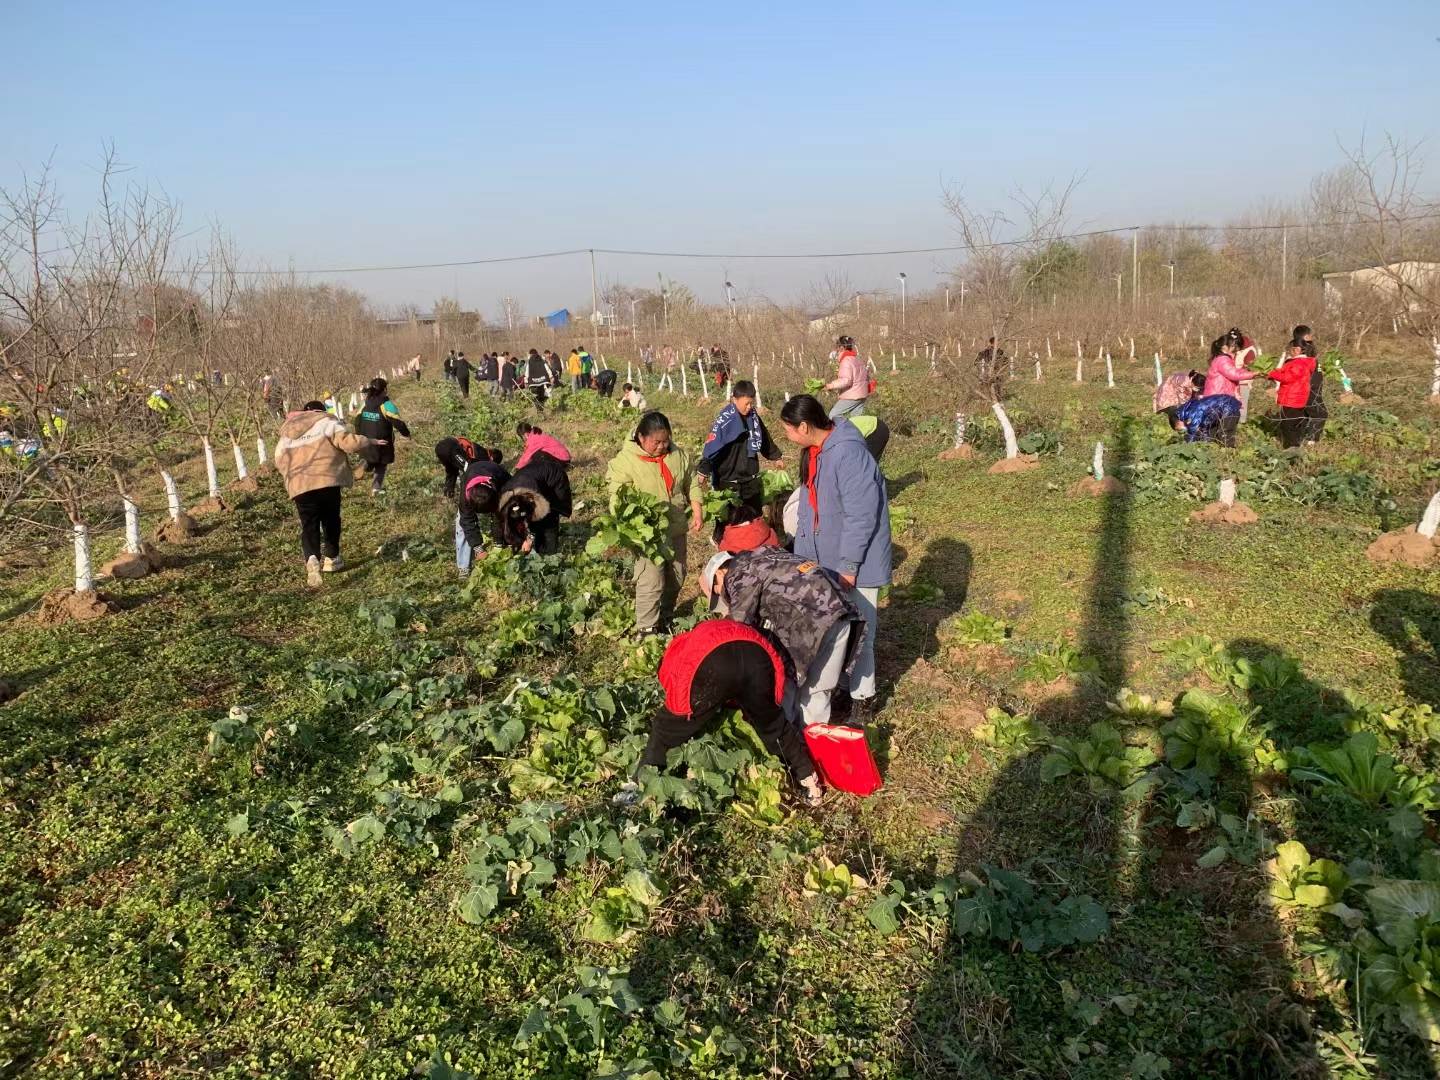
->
xmin=6 ymin=0 xmax=1438 ymax=317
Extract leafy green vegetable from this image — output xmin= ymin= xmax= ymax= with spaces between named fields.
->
xmin=1268 ymin=840 xmax=1348 ymax=909
xmin=1041 ymin=722 xmax=1156 ymax=795
xmin=587 ymin=484 xmax=674 ymax=565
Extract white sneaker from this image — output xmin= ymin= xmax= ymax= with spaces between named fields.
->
xmin=322 ymin=556 xmax=345 ymax=573
xmin=305 ymin=556 xmax=323 ymax=588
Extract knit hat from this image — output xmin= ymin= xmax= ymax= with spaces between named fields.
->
xmin=515 ymin=431 xmax=572 ymax=470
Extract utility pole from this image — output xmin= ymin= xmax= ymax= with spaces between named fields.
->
xmin=898 ymin=272 xmax=907 ymax=329
xmin=725 ymin=280 xmax=737 ymax=322
xmin=589 ymin=249 xmax=599 ymax=319
xmin=945 ymin=286 xmax=951 ymax=313
xmin=1281 ymin=227 xmax=1288 ymax=287
xmin=1131 ymin=230 xmax=1139 ymax=308
xmin=960 ymin=280 xmax=966 ymax=315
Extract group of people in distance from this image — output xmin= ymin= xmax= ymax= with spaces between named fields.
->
xmin=1154 ymin=324 xmax=1327 ymax=448
xmin=441 ymin=345 xmax=618 ymax=405
xmin=266 ymin=336 xmax=895 ymax=808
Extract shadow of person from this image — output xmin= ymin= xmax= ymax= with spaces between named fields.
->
xmin=902 ymin=422 xmax=1323 ymax=1077
xmin=1370 ymin=589 xmax=1440 ymax=707
xmin=872 ymin=537 xmax=971 ymax=714
xmin=1223 ymin=636 xmax=1435 ymax=1078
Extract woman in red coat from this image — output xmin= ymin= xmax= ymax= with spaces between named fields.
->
xmin=1265 ymin=343 xmax=1318 ymax=449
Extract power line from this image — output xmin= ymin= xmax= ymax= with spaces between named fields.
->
xmin=63 ymin=209 xmax=1440 ymax=278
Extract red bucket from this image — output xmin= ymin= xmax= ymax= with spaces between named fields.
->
xmin=804 ymin=724 xmax=883 ymax=797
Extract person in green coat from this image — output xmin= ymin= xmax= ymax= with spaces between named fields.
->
xmin=604 ymin=411 xmax=704 ymax=634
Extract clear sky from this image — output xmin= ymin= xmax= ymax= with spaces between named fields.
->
xmin=6 ymin=0 xmax=1439 ymax=319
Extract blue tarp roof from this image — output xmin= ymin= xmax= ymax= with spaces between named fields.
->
xmin=544 ymin=309 xmax=571 ymax=328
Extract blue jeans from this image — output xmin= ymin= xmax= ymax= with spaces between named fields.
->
xmin=455 ymin=514 xmax=477 ymax=571
xmin=829 ymin=397 xmax=866 ymax=420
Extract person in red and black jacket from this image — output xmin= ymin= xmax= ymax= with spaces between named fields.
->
xmin=616 ymin=618 xmax=824 ymax=808
xmin=435 ymin=435 xmax=481 ymax=497
xmin=1265 ymin=342 xmax=1318 ymax=449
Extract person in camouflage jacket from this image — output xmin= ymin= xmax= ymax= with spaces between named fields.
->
xmin=701 ymin=545 xmax=865 ymax=728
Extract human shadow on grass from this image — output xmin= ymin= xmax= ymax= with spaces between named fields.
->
xmin=1370 ymin=589 xmax=1440 ymax=707
xmin=1224 ymin=637 xmax=1438 ymax=1078
xmin=902 ymin=423 xmax=1322 ymax=1077
xmin=871 ymin=537 xmax=971 ymax=717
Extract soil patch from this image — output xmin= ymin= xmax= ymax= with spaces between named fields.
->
xmin=1338 ymin=392 xmax=1366 ymax=406
xmin=229 ymin=476 xmax=260 ymax=494
xmin=35 ymin=588 xmax=116 ymax=626
xmin=1068 ymin=476 xmax=1128 ymax=497
xmin=1189 ymin=501 xmax=1258 ymax=525
xmin=154 ymin=515 xmax=199 ymax=544
xmin=1366 ymin=526 xmax=1440 ymax=569
xmin=987 ymin=455 xmax=1039 ymax=475
xmin=190 ymin=496 xmax=229 ymax=516
xmin=0 ymin=678 xmax=16 ymax=703
xmin=937 ymin=445 xmax=977 ymax=462
xmin=99 ymin=544 xmax=166 ymax=580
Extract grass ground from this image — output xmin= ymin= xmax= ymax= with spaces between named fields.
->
xmin=4 ymin=346 xmax=1440 ymax=1078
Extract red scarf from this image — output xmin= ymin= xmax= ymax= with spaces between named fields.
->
xmin=640 ymin=452 xmax=674 ymax=496
xmin=803 ymin=431 xmax=832 ymax=528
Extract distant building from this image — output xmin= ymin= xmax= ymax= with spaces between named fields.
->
xmin=1323 ymin=261 xmax=1440 ymax=313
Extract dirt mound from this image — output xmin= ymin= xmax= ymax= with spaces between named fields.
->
xmin=938 ymin=444 xmax=977 ymax=461
xmin=35 ymin=588 xmax=115 ymax=625
xmin=1338 ymin=392 xmax=1366 ymax=406
xmin=155 ymin=514 xmax=198 ymax=544
xmin=1189 ymin=501 xmax=1258 ymax=525
xmin=100 ymin=544 xmax=166 ymax=580
xmin=1069 ymin=476 xmax=1128 ymax=497
xmin=987 ymin=455 xmax=1039 ymax=475
xmin=190 ymin=496 xmax=228 ymax=516
xmin=229 ymin=476 xmax=260 ymax=493
xmin=1366 ymin=526 xmax=1440 ymax=569
xmin=253 ymin=463 xmax=277 ymax=478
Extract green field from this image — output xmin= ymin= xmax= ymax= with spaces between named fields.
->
xmin=5 ymin=351 xmax=1440 ymax=1078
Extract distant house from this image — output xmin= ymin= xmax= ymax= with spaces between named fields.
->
xmin=1323 ymin=261 xmax=1440 ymax=313
xmin=377 ymin=310 xmax=483 ymax=336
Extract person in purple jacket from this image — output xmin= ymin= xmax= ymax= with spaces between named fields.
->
xmin=778 ymin=394 xmax=892 ymax=725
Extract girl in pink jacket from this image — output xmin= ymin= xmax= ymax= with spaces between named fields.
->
xmin=1202 ymin=336 xmax=1256 ymax=400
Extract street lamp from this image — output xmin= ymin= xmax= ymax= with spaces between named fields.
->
xmin=898 ymin=272 xmax=907 ymax=328
xmin=725 ymin=280 xmax=736 ymax=321
xmin=1166 ymin=262 xmax=1175 ymax=296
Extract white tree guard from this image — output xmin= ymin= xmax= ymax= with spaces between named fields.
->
xmin=681 ymin=367 xmax=689 ymax=397
xmin=1431 ymin=337 xmax=1440 ymax=397
xmin=953 ymin=412 xmax=968 ymax=448
xmin=1075 ymin=358 xmax=1084 ymax=383
xmin=1034 ymin=358 xmax=1042 ymax=381
xmin=1154 ymin=354 xmax=1163 ymax=386
xmin=1092 ymin=442 xmax=1105 ymax=481
xmin=1129 ymin=338 xmax=1135 ymax=360
xmin=202 ymin=438 xmax=220 ymax=497
xmin=256 ymin=436 xmax=269 ymax=466
xmin=232 ymin=441 xmax=249 ymax=480
xmin=1219 ymin=478 xmax=1237 ymax=508
xmin=1419 ymin=490 xmax=1440 ymax=539
xmin=1105 ymin=353 xmax=1115 ymax=389
xmin=162 ymin=471 xmax=182 ymax=520
xmin=992 ymin=402 xmax=1019 ymax=459
xmin=74 ymin=522 xmax=93 ymax=593
xmin=123 ymin=496 xmax=142 ymax=554
xmin=699 ymin=360 xmax=710 ymax=400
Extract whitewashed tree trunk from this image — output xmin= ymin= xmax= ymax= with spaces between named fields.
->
xmin=202 ymin=438 xmax=220 ymax=497
xmin=1075 ymin=357 xmax=1084 ymax=383
xmin=1034 ymin=358 xmax=1042 ymax=381
xmin=1008 ymin=354 xmax=1015 ymax=380
xmin=231 ymin=440 xmax=249 ymax=480
xmin=74 ymin=522 xmax=93 ymax=593
xmin=992 ymin=402 xmax=1019 ymax=459
xmin=1154 ymin=354 xmax=1163 ymax=386
xmin=752 ymin=364 xmax=763 ymax=410
xmin=1129 ymin=338 xmax=1135 ymax=360
xmin=1430 ymin=337 xmax=1440 ymax=396
xmin=348 ymin=393 xmax=358 ymax=412
xmin=1219 ymin=478 xmax=1237 ymax=508
xmin=627 ymin=361 xmax=633 ymax=384
xmin=1046 ymin=337 xmax=1052 ymax=360
xmin=699 ymin=361 xmax=710 ymax=400
xmin=891 ymin=353 xmax=897 ymax=373
xmin=256 ymin=436 xmax=269 ymax=466
xmin=123 ymin=496 xmax=142 ymax=554
xmin=681 ymin=366 xmax=689 ymax=397
xmin=1092 ymin=442 xmax=1105 ymax=480
xmin=1419 ymin=491 xmax=1440 ymax=538
xmin=161 ymin=471 xmax=182 ymax=521
xmin=953 ymin=412 xmax=968 ymax=448
xmin=1105 ymin=353 xmax=1115 ymax=389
